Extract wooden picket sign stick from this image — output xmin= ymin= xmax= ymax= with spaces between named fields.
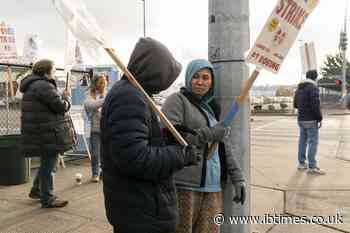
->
xmin=82 ymin=136 xmax=92 ymax=161
xmin=207 ymin=67 xmax=261 ymax=160
xmin=6 ymin=66 xmax=14 ymax=100
xmin=64 ymin=71 xmax=92 ymax=161
xmin=104 ymin=48 xmax=188 ymax=146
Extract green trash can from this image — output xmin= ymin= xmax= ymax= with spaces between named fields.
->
xmin=0 ymin=135 xmax=30 ymax=185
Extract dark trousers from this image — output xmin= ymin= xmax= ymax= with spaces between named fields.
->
xmin=31 ymin=151 xmax=58 ymax=203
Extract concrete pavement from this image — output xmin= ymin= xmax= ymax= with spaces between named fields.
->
xmin=1 ymin=112 xmax=350 ymax=233
xmin=251 ymin=113 xmax=350 ymax=233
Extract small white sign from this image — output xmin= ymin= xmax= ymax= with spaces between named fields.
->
xmin=300 ymin=41 xmax=317 ymax=74
xmin=0 ymin=22 xmax=18 ymax=63
xmin=246 ymin=0 xmax=319 ymax=74
xmin=22 ymin=34 xmax=42 ymax=65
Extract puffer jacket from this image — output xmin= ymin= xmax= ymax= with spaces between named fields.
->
xmin=293 ymin=79 xmax=322 ymax=122
xmin=162 ymin=59 xmax=244 ymax=190
xmin=20 ymin=74 xmax=74 ymax=157
xmin=100 ymin=37 xmax=185 ymax=233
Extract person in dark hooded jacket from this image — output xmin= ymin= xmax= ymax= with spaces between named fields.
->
xmin=293 ymin=69 xmax=325 ymax=175
xmin=100 ymin=38 xmax=201 ymax=233
xmin=20 ymin=59 xmax=74 ymax=208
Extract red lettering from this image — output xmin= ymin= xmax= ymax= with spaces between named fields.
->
xmin=275 ymin=0 xmax=308 ymax=30
xmin=0 ymin=36 xmax=7 ymax=43
xmin=275 ymin=0 xmax=285 ymax=14
xmin=258 ymin=55 xmax=280 ymax=72
xmin=280 ymin=0 xmax=293 ymax=18
xmin=285 ymin=2 xmax=297 ymax=23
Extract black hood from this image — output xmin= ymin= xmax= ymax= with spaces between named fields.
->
xmin=20 ymin=74 xmax=55 ymax=93
xmin=124 ymin=37 xmax=182 ymax=94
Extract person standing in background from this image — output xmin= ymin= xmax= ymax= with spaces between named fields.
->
xmin=294 ymin=69 xmax=325 ymax=175
xmin=84 ymin=74 xmax=108 ymax=182
xmin=21 ymin=59 xmax=74 ymax=208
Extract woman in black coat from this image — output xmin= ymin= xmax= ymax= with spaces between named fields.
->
xmin=20 ymin=59 xmax=74 ymax=208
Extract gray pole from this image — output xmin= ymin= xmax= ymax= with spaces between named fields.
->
xmin=342 ymin=1 xmax=347 ymax=98
xmin=209 ymin=1 xmax=250 ymax=233
xmin=142 ymin=0 xmax=146 ymax=37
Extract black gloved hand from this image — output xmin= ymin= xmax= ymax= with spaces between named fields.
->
xmin=210 ymin=121 xmax=230 ymax=140
xmin=183 ymin=145 xmax=201 ymax=166
xmin=232 ymin=181 xmax=246 ymax=205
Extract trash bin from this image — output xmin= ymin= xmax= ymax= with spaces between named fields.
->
xmin=0 ymin=135 xmax=29 ymax=185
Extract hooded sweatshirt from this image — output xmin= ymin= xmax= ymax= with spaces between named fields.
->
xmin=294 ymin=78 xmax=322 ymax=122
xmin=100 ymin=37 xmax=184 ymax=233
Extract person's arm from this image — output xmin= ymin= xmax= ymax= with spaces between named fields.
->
xmin=162 ymin=93 xmax=227 ymax=147
xmin=222 ymin=128 xmax=246 ymax=205
xmin=33 ymin=80 xmax=70 ymax=114
xmin=310 ymin=87 xmax=322 ymax=122
xmin=106 ymin=91 xmax=189 ymax=181
xmin=162 ymin=93 xmax=186 ymax=125
xmin=293 ymin=90 xmax=298 ymax=109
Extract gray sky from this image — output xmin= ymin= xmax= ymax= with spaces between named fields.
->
xmin=1 ymin=0 xmax=348 ymax=85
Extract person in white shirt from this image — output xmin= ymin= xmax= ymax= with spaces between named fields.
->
xmin=84 ymin=74 xmax=108 ymax=182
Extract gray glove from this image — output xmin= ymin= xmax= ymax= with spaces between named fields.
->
xmin=186 ymin=122 xmax=230 ymax=147
xmin=233 ymin=181 xmax=246 ymax=205
xmin=182 ymin=145 xmax=201 ymax=166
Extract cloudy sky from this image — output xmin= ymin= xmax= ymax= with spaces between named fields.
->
xmin=1 ymin=0 xmax=348 ymax=85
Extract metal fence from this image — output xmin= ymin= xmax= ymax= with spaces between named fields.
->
xmin=0 ymin=63 xmax=88 ymax=136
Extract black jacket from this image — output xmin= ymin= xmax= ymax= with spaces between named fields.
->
xmin=100 ymin=38 xmax=184 ymax=233
xmin=293 ymin=79 xmax=322 ymax=122
xmin=20 ymin=74 xmax=74 ymax=156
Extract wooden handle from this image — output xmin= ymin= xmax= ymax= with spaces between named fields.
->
xmin=104 ymin=48 xmax=188 ymax=146
xmin=6 ymin=66 xmax=14 ymax=99
xmin=207 ymin=68 xmax=261 ymax=160
xmin=236 ymin=68 xmax=260 ymax=104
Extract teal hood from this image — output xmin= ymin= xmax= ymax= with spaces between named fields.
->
xmin=185 ymin=59 xmax=217 ymax=105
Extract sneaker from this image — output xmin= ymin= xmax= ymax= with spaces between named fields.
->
xmin=297 ymin=163 xmax=308 ymax=170
xmin=91 ymin=176 xmax=100 ymax=183
xmin=307 ymin=167 xmax=326 ymax=175
xmin=42 ymin=196 xmax=68 ymax=208
xmin=28 ymin=189 xmax=41 ymax=200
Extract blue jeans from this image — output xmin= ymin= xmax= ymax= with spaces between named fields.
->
xmin=31 ymin=151 xmax=58 ymax=203
xmin=90 ymin=132 xmax=101 ymax=177
xmin=298 ymin=121 xmax=319 ymax=169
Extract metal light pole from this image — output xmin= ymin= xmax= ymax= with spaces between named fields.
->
xmin=209 ymin=1 xmax=250 ymax=233
xmin=341 ymin=1 xmax=348 ymax=98
xmin=298 ymin=39 xmax=304 ymax=81
xmin=142 ymin=0 xmax=146 ymax=37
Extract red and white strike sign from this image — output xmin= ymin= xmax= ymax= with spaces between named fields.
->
xmin=246 ymin=0 xmax=319 ymax=74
